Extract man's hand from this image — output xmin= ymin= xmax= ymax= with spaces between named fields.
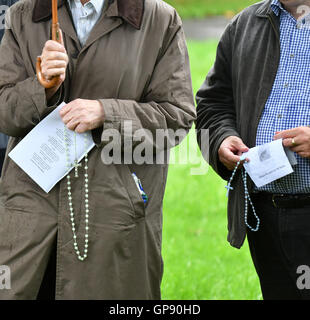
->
xmin=40 ymin=31 xmax=69 ymax=100
xmin=274 ymin=126 xmax=310 ymax=158
xmin=218 ymin=136 xmax=249 ymax=171
xmin=60 ymin=99 xmax=105 ymax=133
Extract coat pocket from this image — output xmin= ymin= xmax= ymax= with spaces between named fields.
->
xmin=116 ymin=165 xmax=146 ymax=220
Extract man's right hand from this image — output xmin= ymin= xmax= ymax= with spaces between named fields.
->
xmin=218 ymin=136 xmax=249 ymax=171
xmin=40 ymin=31 xmax=68 ymax=100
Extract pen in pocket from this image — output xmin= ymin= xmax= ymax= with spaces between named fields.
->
xmin=132 ymin=173 xmax=148 ymax=204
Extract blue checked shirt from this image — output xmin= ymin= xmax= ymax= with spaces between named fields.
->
xmin=256 ymin=0 xmax=310 ymax=194
xmin=67 ymin=0 xmax=105 ymax=47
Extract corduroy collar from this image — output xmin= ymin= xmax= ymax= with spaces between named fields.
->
xmin=32 ymin=0 xmax=145 ymax=30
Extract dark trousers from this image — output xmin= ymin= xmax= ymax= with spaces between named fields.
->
xmin=247 ymin=196 xmax=310 ymax=300
xmin=0 ymin=148 xmax=5 ymax=176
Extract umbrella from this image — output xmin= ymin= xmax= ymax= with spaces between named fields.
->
xmin=36 ymin=0 xmax=62 ymax=89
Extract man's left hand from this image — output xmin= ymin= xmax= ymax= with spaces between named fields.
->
xmin=274 ymin=126 xmax=310 ymax=158
xmin=60 ymin=99 xmax=104 ymax=133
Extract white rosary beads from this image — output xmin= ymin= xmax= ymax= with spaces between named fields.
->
xmin=225 ymin=155 xmax=260 ymax=232
xmin=64 ymin=126 xmax=90 ymax=261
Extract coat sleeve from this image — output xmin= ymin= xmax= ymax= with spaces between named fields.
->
xmin=94 ymin=14 xmax=196 ymax=152
xmin=195 ymin=23 xmax=240 ymax=181
xmin=0 ymin=25 xmax=50 ymax=138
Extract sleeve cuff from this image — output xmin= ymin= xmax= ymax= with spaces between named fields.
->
xmin=46 ymin=84 xmax=64 ymax=107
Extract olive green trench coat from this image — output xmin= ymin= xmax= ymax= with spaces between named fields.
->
xmin=0 ymin=0 xmax=195 ymax=299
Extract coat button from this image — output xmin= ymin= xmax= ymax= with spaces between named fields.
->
xmin=71 ymin=52 xmax=79 ymax=59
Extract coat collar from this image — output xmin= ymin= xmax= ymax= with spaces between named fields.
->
xmin=32 ymin=0 xmax=145 ymax=30
xmin=255 ymin=0 xmax=273 ymax=17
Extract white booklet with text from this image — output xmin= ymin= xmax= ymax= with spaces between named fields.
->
xmin=9 ymin=102 xmax=95 ymax=193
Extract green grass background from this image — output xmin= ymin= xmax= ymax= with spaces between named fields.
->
xmin=165 ymin=0 xmax=258 ymax=18
xmin=160 ymin=41 xmax=262 ymax=299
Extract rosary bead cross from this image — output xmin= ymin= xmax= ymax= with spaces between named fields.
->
xmin=64 ymin=124 xmax=90 ymax=261
xmin=224 ymin=154 xmax=260 ymax=232
xmin=225 ymin=185 xmax=234 ymax=197
xmin=73 ymin=160 xmax=82 ymax=178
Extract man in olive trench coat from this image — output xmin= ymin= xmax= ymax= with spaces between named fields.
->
xmin=0 ymin=0 xmax=19 ymax=175
xmin=0 ymin=0 xmax=195 ymax=299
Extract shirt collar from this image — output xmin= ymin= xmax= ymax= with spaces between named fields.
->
xmin=270 ymin=0 xmax=283 ymax=17
xmin=270 ymin=0 xmax=310 ymax=24
xmin=68 ymin=0 xmax=105 ymax=14
xmin=33 ymin=0 xmax=145 ymax=30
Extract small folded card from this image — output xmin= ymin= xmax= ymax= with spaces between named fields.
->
xmin=243 ymin=139 xmax=296 ymax=188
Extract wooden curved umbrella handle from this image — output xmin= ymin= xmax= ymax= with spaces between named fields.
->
xmin=36 ymin=56 xmax=61 ymax=89
xmin=36 ymin=2 xmax=62 ymax=89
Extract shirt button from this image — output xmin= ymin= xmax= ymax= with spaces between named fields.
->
xmin=290 ymin=54 xmax=295 ymax=58
xmin=277 ymin=114 xmax=282 ymax=119
xmin=284 ymin=83 xmax=289 ymax=88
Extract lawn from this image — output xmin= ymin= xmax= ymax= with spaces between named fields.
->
xmin=160 ymin=40 xmax=262 ymax=300
xmin=165 ymin=0 xmax=258 ymax=19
